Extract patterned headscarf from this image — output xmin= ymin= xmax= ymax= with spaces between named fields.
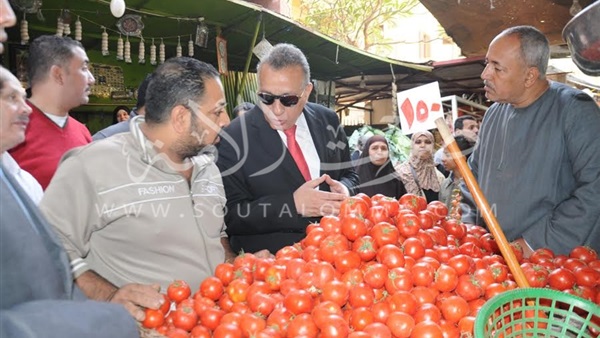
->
xmin=395 ymin=131 xmax=441 ymax=194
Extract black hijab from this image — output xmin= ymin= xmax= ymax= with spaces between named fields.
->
xmin=356 ymin=135 xmax=407 ymax=198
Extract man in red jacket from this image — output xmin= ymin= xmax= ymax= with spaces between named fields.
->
xmin=10 ymin=35 xmax=95 ymax=189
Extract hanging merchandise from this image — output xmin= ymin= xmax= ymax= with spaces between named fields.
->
xmin=188 ymin=35 xmax=194 ymax=57
xmin=74 ymin=17 xmax=82 ymax=41
xmin=176 ymin=36 xmax=182 ymax=58
xmin=110 ymin=0 xmax=126 ymax=18
xmin=63 ymin=22 xmax=71 ymax=36
xmin=117 ymin=35 xmax=124 ymax=61
xmin=55 ymin=17 xmax=64 ymax=36
xmin=150 ymin=38 xmax=157 ymax=65
xmin=124 ymin=36 xmax=132 ymax=63
xmin=138 ymin=37 xmax=145 ymax=64
xmin=195 ymin=18 xmax=209 ymax=48
xmin=159 ymin=38 xmax=165 ymax=64
xmin=20 ymin=14 xmax=29 ymax=45
xmin=101 ymin=27 xmax=109 ymax=56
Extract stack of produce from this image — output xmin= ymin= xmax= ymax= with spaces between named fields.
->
xmin=141 ymin=193 xmax=600 ymax=338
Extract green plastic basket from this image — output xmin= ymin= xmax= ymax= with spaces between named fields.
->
xmin=475 ymin=288 xmax=600 ymax=338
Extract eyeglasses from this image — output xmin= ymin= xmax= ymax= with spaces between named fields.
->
xmin=257 ymin=88 xmax=305 ymax=107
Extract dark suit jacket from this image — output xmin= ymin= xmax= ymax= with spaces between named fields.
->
xmin=0 ymin=164 xmax=137 ymax=338
xmin=216 ymin=102 xmax=359 ymax=253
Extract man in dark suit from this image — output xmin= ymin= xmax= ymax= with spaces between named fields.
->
xmin=217 ymin=43 xmax=359 ymax=254
xmin=0 ymin=36 xmax=138 ymax=338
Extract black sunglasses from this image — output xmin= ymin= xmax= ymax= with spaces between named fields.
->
xmin=257 ymin=89 xmax=305 ymax=107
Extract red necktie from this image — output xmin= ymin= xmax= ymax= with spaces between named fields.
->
xmin=284 ymin=126 xmax=311 ymax=181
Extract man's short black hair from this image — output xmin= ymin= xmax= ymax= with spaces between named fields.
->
xmin=454 ymin=115 xmax=477 ymax=131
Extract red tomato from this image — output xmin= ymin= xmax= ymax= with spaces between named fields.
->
xmin=284 ymin=289 xmax=313 ymax=315
xmin=320 ymin=215 xmax=342 ymax=235
xmin=426 ymin=200 xmax=448 ymax=221
xmin=362 ymin=322 xmax=393 ymax=338
xmin=214 ymin=263 xmax=235 ymax=286
xmin=414 ymin=303 xmax=442 ymax=324
xmin=368 ymin=205 xmax=391 ymax=225
xmin=266 ymin=307 xmax=294 ymax=336
xmin=247 ymin=292 xmax=276 ymax=317
xmin=548 ymin=268 xmax=576 ymax=290
xmin=350 ymin=307 xmax=375 ymax=331
xmin=396 ymin=213 xmax=422 ymax=237
xmin=574 ymin=266 xmax=600 ymax=287
xmin=388 ymin=291 xmax=418 ymax=315
xmin=403 ymin=237 xmax=426 ymax=260
xmin=362 ymin=262 xmax=388 ymax=289
xmin=371 ymin=301 xmax=391 ymax=323
xmin=385 ymin=267 xmax=413 ymax=293
xmin=570 ymin=246 xmax=598 ymax=263
xmin=264 ymin=264 xmax=286 ymax=291
xmin=320 ymin=280 xmax=349 ymax=307
xmin=399 ymin=194 xmax=427 ymax=213
xmin=199 ymin=276 xmax=224 ymax=301
xmin=226 ymin=278 xmax=250 ymax=303
xmin=448 ymin=254 xmax=475 ymax=276
xmin=212 ymin=323 xmax=243 ymax=338
xmin=370 ymin=222 xmax=400 ymax=247
xmin=348 ymin=283 xmax=375 ymax=308
xmin=411 ymin=262 xmax=436 ymax=287
xmin=172 ymin=306 xmax=198 ymax=332
xmin=240 ymin=312 xmax=267 ymax=338
xmin=378 ymin=196 xmax=400 ymax=218
xmin=457 ymin=316 xmax=475 ymax=335
xmin=199 ymin=307 xmax=225 ymax=331
xmin=340 ymin=196 xmax=370 ymax=218
xmin=386 ymin=311 xmax=415 ymax=338
xmin=276 ymin=245 xmax=301 ymax=260
xmin=376 ymin=244 xmax=405 ymax=269
xmin=410 ymin=320 xmax=443 ymax=338
xmin=303 ymin=227 xmax=327 ymax=248
xmin=319 ymin=234 xmax=350 ymax=264
xmin=355 ymin=192 xmax=373 ymax=208
xmin=312 ymin=301 xmax=344 ymax=328
xmin=352 ymin=235 xmax=379 ymax=262
xmin=439 ymin=295 xmax=469 ymax=324
xmin=433 ymin=264 xmax=458 ymax=292
xmin=286 ymin=313 xmax=318 ymax=337
xmin=455 ymin=274 xmax=483 ymax=301
xmin=190 ymin=325 xmax=211 ymax=338
xmin=319 ymin=314 xmax=350 ymax=337
xmin=142 ymin=308 xmax=165 ymax=329
xmin=167 ymin=280 xmax=192 ymax=304
xmin=159 ymin=293 xmax=172 ymax=315
xmin=341 ymin=215 xmax=369 ymax=241
xmin=334 ymin=250 xmax=362 ymax=274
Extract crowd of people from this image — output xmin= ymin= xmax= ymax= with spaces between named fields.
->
xmin=1 ymin=0 xmax=599 ymax=334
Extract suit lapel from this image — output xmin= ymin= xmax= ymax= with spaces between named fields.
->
xmin=304 ymin=105 xmax=327 ymax=168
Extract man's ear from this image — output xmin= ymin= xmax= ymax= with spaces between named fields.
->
xmin=524 ymin=67 xmax=540 ymax=87
xmin=170 ymin=105 xmax=190 ymax=134
xmin=50 ymin=65 xmax=64 ymax=85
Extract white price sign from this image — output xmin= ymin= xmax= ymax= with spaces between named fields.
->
xmin=396 ymin=82 xmax=444 ymax=135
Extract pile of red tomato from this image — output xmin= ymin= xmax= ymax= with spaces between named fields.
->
xmin=142 ymin=193 xmax=600 ymax=338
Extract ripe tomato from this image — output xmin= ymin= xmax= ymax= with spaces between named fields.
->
xmin=199 ymin=307 xmax=225 ymax=331
xmin=214 ymin=263 xmax=235 ymax=286
xmin=396 ymin=213 xmax=422 ymax=237
xmin=388 ymin=291 xmax=418 ymax=315
xmin=362 ymin=322 xmax=392 ymax=338
xmin=370 ymin=222 xmax=400 ymax=247
xmin=411 ymin=262 xmax=435 ymax=287
xmin=142 ymin=308 xmax=165 ymax=329
xmin=399 ymin=194 xmax=427 ymax=213
xmin=352 ymin=235 xmax=379 ymax=261
xmin=350 ymin=307 xmax=375 ymax=331
xmin=439 ymin=295 xmax=469 ymax=324
xmin=402 ymin=237 xmax=426 ymax=260
xmin=410 ymin=320 xmax=443 ymax=338
xmin=199 ymin=276 xmax=224 ymax=301
xmin=548 ymin=267 xmax=576 ymax=290
xmin=570 ymin=246 xmax=598 ymax=263
xmin=574 ymin=266 xmax=600 ymax=287
xmin=448 ymin=254 xmax=475 ymax=276
xmin=247 ymin=292 xmax=276 ymax=317
xmin=319 ymin=314 xmax=350 ymax=337
xmin=172 ymin=306 xmax=198 ymax=332
xmin=264 ymin=264 xmax=286 ymax=291
xmin=385 ymin=267 xmax=413 ymax=293
xmin=319 ymin=234 xmax=350 ymax=264
xmin=341 ymin=215 xmax=369 ymax=241
xmin=320 ymin=215 xmax=342 ymax=235
xmin=284 ymin=289 xmax=313 ymax=315
xmin=340 ymin=196 xmax=370 ymax=218
xmin=455 ymin=274 xmax=483 ymax=301
xmin=378 ymin=196 xmax=401 ymax=218
xmin=433 ymin=264 xmax=458 ymax=292
xmin=159 ymin=293 xmax=172 ymax=315
xmin=334 ymin=250 xmax=362 ymax=274
xmin=167 ymin=280 xmax=192 ymax=304
xmin=348 ymin=283 xmax=375 ymax=308
xmin=226 ymin=278 xmax=250 ymax=303
xmin=355 ymin=192 xmax=373 ymax=208
xmin=286 ymin=313 xmax=318 ymax=337
xmin=426 ymin=200 xmax=448 ymax=221
xmin=240 ymin=312 xmax=267 ymax=337
xmin=212 ymin=323 xmax=243 ymax=338
xmin=362 ymin=262 xmax=388 ymax=289
xmin=386 ymin=311 xmax=415 ymax=338
xmin=368 ymin=205 xmax=392 ymax=225
xmin=377 ymin=244 xmax=405 ymax=269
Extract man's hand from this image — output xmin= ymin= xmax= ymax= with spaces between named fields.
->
xmin=109 ymin=283 xmax=165 ymax=321
xmin=293 ymin=175 xmax=347 ymax=217
xmin=323 ymin=174 xmax=350 ymax=196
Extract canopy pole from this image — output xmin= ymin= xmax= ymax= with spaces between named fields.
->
xmin=236 ymin=14 xmax=262 ymax=105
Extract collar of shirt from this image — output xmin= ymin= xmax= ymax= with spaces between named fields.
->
xmin=277 ymin=112 xmax=320 ymax=181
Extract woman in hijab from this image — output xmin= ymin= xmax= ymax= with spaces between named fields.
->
xmin=356 ymin=135 xmax=407 ymax=198
xmin=395 ymin=131 xmax=445 ymax=202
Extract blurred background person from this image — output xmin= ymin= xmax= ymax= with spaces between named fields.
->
xmin=438 ymin=135 xmax=475 ymax=209
xmin=395 ymin=131 xmax=445 ymax=202
xmin=356 ymin=135 xmax=406 ymax=198
xmin=111 ymin=105 xmax=130 ymax=124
